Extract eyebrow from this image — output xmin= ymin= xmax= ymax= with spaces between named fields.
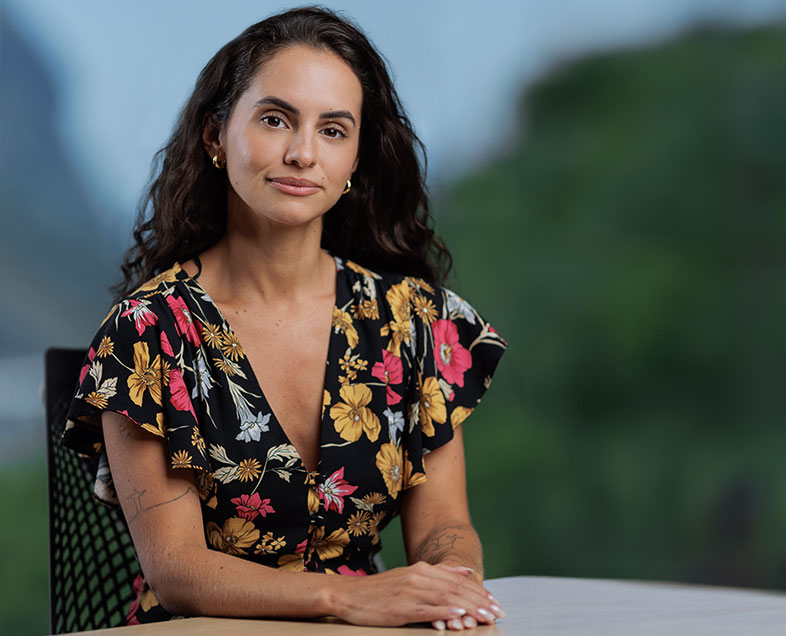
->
xmin=253 ymin=96 xmax=357 ymax=127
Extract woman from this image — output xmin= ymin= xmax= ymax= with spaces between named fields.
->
xmin=64 ymin=6 xmax=507 ymax=631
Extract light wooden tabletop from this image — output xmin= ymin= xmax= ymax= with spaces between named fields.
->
xmin=68 ymin=575 xmax=786 ymax=635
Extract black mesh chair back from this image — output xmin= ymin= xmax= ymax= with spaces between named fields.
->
xmin=45 ymin=348 xmax=141 ymax=633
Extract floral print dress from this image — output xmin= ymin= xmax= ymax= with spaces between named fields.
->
xmin=63 ymin=255 xmax=507 ymax=624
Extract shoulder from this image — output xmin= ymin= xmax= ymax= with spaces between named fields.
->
xmin=99 ymin=264 xmax=187 ymax=326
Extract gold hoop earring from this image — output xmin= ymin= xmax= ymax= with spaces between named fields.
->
xmin=212 ymin=154 xmax=226 ymax=169
xmin=342 ymin=179 xmax=351 ymax=195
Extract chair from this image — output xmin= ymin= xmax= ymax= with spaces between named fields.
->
xmin=45 ymin=348 xmax=141 ymax=634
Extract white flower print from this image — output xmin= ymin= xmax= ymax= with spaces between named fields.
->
xmin=236 ymin=409 xmax=272 ymax=442
xmin=192 ymin=354 xmax=214 ymax=401
xmin=384 ymin=408 xmax=405 ymax=446
xmin=445 ymin=289 xmax=476 ymax=325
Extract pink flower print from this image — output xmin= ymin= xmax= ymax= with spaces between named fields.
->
xmin=168 ymin=369 xmax=196 ymax=421
xmin=337 ymin=565 xmax=368 ymax=576
xmin=121 ymin=300 xmax=158 ymax=336
xmin=79 ymin=347 xmax=96 ymax=384
xmin=160 ymin=331 xmax=174 ymax=357
xmin=431 ymin=319 xmax=472 ymax=387
xmin=317 ymin=467 xmax=358 ymax=514
xmin=371 ymin=350 xmax=404 ymax=405
xmin=231 ymin=492 xmax=275 ymax=521
xmin=165 ymin=295 xmax=201 ymax=347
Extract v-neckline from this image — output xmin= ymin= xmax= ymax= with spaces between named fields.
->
xmin=178 ymin=255 xmax=342 ymax=476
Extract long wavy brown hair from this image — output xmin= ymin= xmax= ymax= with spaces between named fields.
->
xmin=114 ymin=6 xmax=451 ymax=300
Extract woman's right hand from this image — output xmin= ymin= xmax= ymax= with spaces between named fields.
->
xmin=327 ymin=561 xmax=502 ymax=630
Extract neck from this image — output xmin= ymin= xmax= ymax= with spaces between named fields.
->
xmin=202 ymin=214 xmax=334 ymax=307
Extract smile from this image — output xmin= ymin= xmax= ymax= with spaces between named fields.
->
xmin=266 ymin=177 xmax=322 ymax=196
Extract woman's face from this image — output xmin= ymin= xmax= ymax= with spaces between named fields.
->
xmin=213 ymin=45 xmax=362 ymax=229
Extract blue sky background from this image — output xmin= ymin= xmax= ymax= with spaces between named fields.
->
xmin=5 ymin=0 xmax=784 ymax=231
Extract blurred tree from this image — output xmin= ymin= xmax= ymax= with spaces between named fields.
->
xmin=435 ymin=22 xmax=786 ymax=588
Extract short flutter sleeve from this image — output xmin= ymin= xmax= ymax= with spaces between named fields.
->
xmin=63 ymin=295 xmax=210 ymax=506
xmin=401 ymin=279 xmax=507 ymax=480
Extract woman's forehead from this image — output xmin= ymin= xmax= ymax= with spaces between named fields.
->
xmin=243 ymin=44 xmax=363 ymax=117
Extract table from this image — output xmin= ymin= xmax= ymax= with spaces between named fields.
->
xmin=69 ymin=576 xmax=786 ymax=635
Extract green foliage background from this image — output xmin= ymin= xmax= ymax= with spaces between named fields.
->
xmin=3 ymin=21 xmax=785 ymax=636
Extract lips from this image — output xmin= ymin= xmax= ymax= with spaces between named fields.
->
xmin=266 ymin=176 xmax=322 ymax=196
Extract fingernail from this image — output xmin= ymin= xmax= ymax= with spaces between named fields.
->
xmin=448 ymin=618 xmax=464 ymax=630
xmin=477 ymin=608 xmax=495 ymax=623
xmin=462 ymin=615 xmax=477 ymax=628
xmin=433 ymin=620 xmax=446 ymax=631
xmin=450 ymin=607 xmax=467 ymax=616
xmin=488 ymin=593 xmax=499 ymax=603
xmin=490 ymin=603 xmax=507 ymax=618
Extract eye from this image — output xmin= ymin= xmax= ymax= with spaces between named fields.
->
xmin=322 ymin=126 xmax=347 ymax=139
xmin=261 ymin=114 xmax=287 ymax=128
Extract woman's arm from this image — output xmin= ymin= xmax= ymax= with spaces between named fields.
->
xmin=102 ymin=411 xmax=492 ymax=627
xmin=400 ymin=427 xmax=505 ymax=629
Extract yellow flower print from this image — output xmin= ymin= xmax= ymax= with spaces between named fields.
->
xmin=127 ymin=341 xmax=168 ymax=407
xmin=368 ymin=511 xmax=386 ymax=545
xmin=131 ymin=265 xmax=179 ymax=294
xmin=141 ymin=412 xmax=166 ymax=438
xmin=352 ymin=299 xmax=380 ymax=320
xmin=277 ymin=552 xmax=305 ymax=571
xmin=213 ymin=356 xmax=239 ymax=376
xmin=85 ymin=391 xmax=108 ymax=409
xmin=237 ymin=458 xmax=262 ymax=482
xmin=406 ymin=276 xmax=435 ymax=294
xmin=195 ymin=470 xmax=217 ymax=508
xmin=310 ymin=526 xmax=350 ymax=560
xmin=346 ymin=260 xmax=381 ymax=279
xmin=322 ymin=390 xmax=331 ymax=417
xmin=346 ymin=511 xmax=371 ymax=536
xmin=418 ymin=375 xmax=447 ymax=437
xmin=385 ymin=281 xmax=411 ymax=324
xmin=255 ymin=531 xmax=287 ymax=555
xmin=308 ymin=486 xmax=320 ymax=514
xmin=191 ymin=426 xmax=205 ymax=451
xmin=206 ymin=517 xmax=260 ymax=555
xmin=450 ymin=406 xmax=474 ymax=429
xmin=381 ymin=320 xmax=411 ymax=357
xmin=171 ymin=450 xmax=192 ymax=469
xmin=375 ymin=442 xmax=412 ymax=499
xmin=413 ymin=294 xmax=438 ymax=324
xmin=201 ymin=323 xmax=223 ymax=348
xmin=332 ymin=307 xmax=359 ymax=349
xmin=220 ymin=329 xmax=245 ymax=361
xmin=405 ymin=450 xmax=427 ymax=489
xmin=96 ymin=336 xmax=114 ymax=358
xmin=330 ymin=384 xmax=380 ymax=443
xmin=362 ymin=492 xmax=386 ymax=506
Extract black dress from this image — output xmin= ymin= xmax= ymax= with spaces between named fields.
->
xmin=63 ymin=255 xmax=507 ymax=623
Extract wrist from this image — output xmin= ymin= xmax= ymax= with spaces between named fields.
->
xmin=313 ymin=574 xmax=348 ymax=618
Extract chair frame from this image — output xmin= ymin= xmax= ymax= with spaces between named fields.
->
xmin=45 ymin=347 xmax=141 ymax=633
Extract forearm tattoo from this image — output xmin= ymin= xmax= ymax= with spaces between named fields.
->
xmin=413 ymin=523 xmax=476 ymax=565
xmin=124 ymin=486 xmax=195 ymax=524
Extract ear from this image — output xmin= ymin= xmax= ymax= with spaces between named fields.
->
xmin=202 ymin=111 xmax=223 ymax=159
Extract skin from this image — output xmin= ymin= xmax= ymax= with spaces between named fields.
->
xmin=102 ymin=44 xmax=504 ymax=631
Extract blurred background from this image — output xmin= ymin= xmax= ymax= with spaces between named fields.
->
xmin=2 ymin=0 xmax=785 ymax=633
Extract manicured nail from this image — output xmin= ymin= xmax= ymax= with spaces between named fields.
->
xmin=451 ymin=565 xmax=475 ymax=574
xmin=448 ymin=618 xmax=464 ymax=630
xmin=462 ymin=615 xmax=478 ymax=628
xmin=487 ymin=593 xmax=499 ymax=603
xmin=450 ymin=607 xmax=467 ymax=616
xmin=490 ymin=603 xmax=507 ymax=618
xmin=477 ymin=608 xmax=495 ymax=623
xmin=433 ymin=619 xmax=446 ymax=631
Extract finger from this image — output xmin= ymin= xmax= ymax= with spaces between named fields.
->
xmin=462 ymin=615 xmax=478 ymax=629
xmin=432 ymin=620 xmax=447 ymax=631
xmin=447 ymin=618 xmax=465 ymax=630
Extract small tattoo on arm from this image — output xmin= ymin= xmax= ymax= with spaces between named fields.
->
xmin=414 ymin=523 xmax=470 ymax=564
xmin=124 ymin=486 xmax=195 ymax=524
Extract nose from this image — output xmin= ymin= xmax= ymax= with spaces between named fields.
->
xmin=284 ymin=131 xmax=316 ymax=169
